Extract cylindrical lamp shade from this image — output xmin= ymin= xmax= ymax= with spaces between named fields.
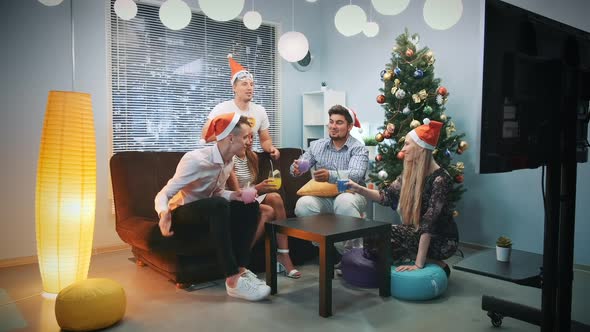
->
xmin=36 ymin=91 xmax=96 ymax=294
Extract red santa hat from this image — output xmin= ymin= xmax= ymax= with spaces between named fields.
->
xmin=408 ymin=118 xmax=443 ymax=150
xmin=228 ymin=54 xmax=253 ymax=85
xmin=344 ymin=106 xmax=363 ymax=133
xmin=200 ymin=112 xmax=241 ymax=144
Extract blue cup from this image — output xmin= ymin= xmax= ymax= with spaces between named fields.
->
xmin=337 ymin=178 xmax=349 ymax=193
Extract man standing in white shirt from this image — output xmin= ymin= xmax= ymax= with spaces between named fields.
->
xmin=202 ymin=54 xmax=280 ymax=160
xmin=155 ymin=112 xmax=270 ymax=301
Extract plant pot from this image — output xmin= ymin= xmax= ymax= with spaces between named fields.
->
xmin=320 ymin=86 xmax=327 ymax=92
xmin=496 ymin=246 xmax=511 ymax=262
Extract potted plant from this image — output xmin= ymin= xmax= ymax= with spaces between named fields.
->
xmin=363 ymin=137 xmax=378 ymax=160
xmin=320 ymin=81 xmax=327 ymax=91
xmin=496 ymin=235 xmax=512 ymax=262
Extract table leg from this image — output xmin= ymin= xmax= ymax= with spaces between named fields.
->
xmin=265 ymin=223 xmax=277 ymax=294
xmin=319 ymin=237 xmax=333 ymax=317
xmin=378 ymin=229 xmax=391 ymax=297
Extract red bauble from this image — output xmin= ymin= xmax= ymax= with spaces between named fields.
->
xmin=405 ymin=48 xmax=414 ymax=57
xmin=455 ymin=174 xmax=464 ymax=183
xmin=397 ymin=151 xmax=405 ymax=160
xmin=437 ymin=86 xmax=448 ymax=96
xmin=375 ymin=154 xmax=383 ymax=162
xmin=383 ymin=131 xmax=392 ymax=139
xmin=456 ymin=148 xmax=464 ymax=155
xmin=376 ymin=94 xmax=386 ymax=104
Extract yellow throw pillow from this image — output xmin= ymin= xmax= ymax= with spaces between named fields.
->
xmin=296 ymin=179 xmax=339 ymax=197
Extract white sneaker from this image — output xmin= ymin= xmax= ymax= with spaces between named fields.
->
xmin=241 ymin=269 xmax=266 ymax=285
xmin=226 ymin=276 xmax=271 ymax=301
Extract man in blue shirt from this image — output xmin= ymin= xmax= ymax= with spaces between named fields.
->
xmin=290 ymin=105 xmax=369 ymax=253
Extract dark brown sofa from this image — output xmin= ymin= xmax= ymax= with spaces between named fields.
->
xmin=110 ymin=148 xmax=316 ymax=287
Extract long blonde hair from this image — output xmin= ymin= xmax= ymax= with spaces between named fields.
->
xmin=398 ymin=146 xmax=432 ymax=229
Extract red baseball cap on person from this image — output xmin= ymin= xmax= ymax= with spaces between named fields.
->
xmin=200 ymin=112 xmax=241 ymax=144
xmin=228 ymin=54 xmax=253 ymax=85
xmin=408 ymin=118 xmax=443 ymax=150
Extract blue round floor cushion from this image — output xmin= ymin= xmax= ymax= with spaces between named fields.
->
xmin=341 ymin=248 xmax=378 ymax=288
xmin=391 ymin=263 xmax=448 ymax=301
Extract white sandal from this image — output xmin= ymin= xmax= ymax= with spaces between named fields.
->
xmin=277 ymin=249 xmax=301 ymax=279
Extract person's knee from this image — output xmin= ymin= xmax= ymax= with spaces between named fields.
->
xmin=265 ymin=192 xmax=284 ymax=208
xmin=294 ymin=196 xmax=320 ymax=217
xmin=334 ymin=194 xmax=364 ymax=217
xmin=260 ymin=204 xmax=275 ymax=221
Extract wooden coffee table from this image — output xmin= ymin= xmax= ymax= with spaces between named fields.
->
xmin=264 ymin=214 xmax=392 ymax=317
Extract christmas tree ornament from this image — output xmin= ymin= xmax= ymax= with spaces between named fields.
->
xmin=383 ymin=71 xmax=393 ymax=81
xmin=394 ymin=67 xmax=402 ymax=75
xmin=412 ymin=94 xmax=421 ymax=103
xmin=383 ymin=130 xmax=392 ymax=139
xmin=424 ymin=105 xmax=433 ymax=114
xmin=417 ymin=89 xmax=427 ymax=100
xmin=437 ymin=86 xmax=448 ymax=96
xmin=459 ymin=140 xmax=469 ymax=151
xmin=402 ymin=105 xmax=411 ymax=114
xmin=376 ymin=94 xmax=386 ymax=104
xmin=380 ymin=69 xmax=387 ymax=79
xmin=410 ymin=119 xmax=421 ymax=128
xmin=391 ymin=87 xmax=398 ymax=95
xmin=425 ymin=50 xmax=434 ymax=60
xmin=375 ymin=154 xmax=383 ymax=162
xmin=436 ymin=95 xmax=444 ymax=105
xmin=386 ymin=122 xmax=395 ymax=133
xmin=405 ymin=48 xmax=414 ymax=57
xmin=440 ymin=114 xmax=447 ymax=122
xmin=375 ymin=133 xmax=384 ymax=142
xmin=455 ymin=162 xmax=465 ymax=172
xmin=378 ymin=170 xmax=388 ymax=180
xmin=444 ymin=149 xmax=451 ymax=157
xmin=445 ymin=121 xmax=456 ymax=136
xmin=453 ymin=210 xmax=459 ymax=218
xmin=455 ymin=174 xmax=464 ymax=183
xmin=443 ymin=97 xmax=449 ymax=104
xmin=432 ymin=149 xmax=438 ymax=155
xmin=413 ymin=69 xmax=424 ymax=78
xmin=395 ymin=89 xmax=406 ymax=99
xmin=456 ymin=148 xmax=463 ymax=155
xmin=397 ymin=151 xmax=405 ymax=160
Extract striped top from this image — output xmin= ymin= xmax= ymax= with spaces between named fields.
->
xmin=233 ymin=155 xmax=255 ymax=188
xmin=290 ymin=135 xmax=369 ymax=185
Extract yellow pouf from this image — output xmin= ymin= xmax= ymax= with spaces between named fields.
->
xmin=55 ymin=278 xmax=126 ymax=331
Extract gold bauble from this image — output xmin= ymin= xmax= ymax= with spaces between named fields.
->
xmin=453 ymin=210 xmax=459 ymax=218
xmin=459 ymin=141 xmax=469 ymax=151
xmin=410 ymin=120 xmax=421 ymax=129
xmin=375 ymin=133 xmax=384 ymax=142
xmin=440 ymin=114 xmax=447 ymax=122
xmin=383 ymin=71 xmax=393 ymax=81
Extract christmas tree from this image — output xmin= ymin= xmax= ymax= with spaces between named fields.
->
xmin=370 ymin=29 xmax=467 ymax=213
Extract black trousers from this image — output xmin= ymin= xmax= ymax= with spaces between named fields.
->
xmin=171 ymin=197 xmax=259 ymax=277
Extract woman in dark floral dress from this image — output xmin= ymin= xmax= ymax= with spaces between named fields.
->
xmin=347 ymin=119 xmax=458 ymax=276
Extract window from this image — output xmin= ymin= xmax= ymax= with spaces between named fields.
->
xmin=108 ymin=1 xmax=280 ymax=152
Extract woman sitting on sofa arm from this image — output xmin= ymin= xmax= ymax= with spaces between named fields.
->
xmin=227 ymin=137 xmax=301 ymax=279
xmin=345 ymin=119 xmax=457 ymax=277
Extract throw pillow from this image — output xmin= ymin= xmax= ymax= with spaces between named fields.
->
xmin=296 ymin=179 xmax=339 ymax=197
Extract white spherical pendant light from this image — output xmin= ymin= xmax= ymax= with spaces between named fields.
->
xmin=114 ymin=0 xmax=138 ymax=21
xmin=371 ymin=0 xmax=409 ymax=16
xmin=423 ymin=0 xmax=463 ymax=30
xmin=363 ymin=21 xmax=379 ymax=38
xmin=334 ymin=5 xmax=367 ymax=37
xmin=278 ymin=31 xmax=309 ymax=63
xmin=243 ymin=11 xmax=262 ymax=30
xmin=159 ymin=0 xmax=192 ymax=30
xmin=38 ymin=0 xmax=64 ymax=6
xmin=198 ymin=0 xmax=244 ymax=22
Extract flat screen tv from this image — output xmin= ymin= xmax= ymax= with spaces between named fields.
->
xmin=479 ymin=0 xmax=590 ymax=174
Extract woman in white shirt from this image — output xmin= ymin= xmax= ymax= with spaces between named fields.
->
xmin=228 ymin=141 xmax=301 ymax=279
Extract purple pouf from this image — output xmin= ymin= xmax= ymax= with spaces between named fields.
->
xmin=341 ymin=248 xmax=378 ymax=288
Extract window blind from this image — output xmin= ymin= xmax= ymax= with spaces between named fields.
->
xmin=108 ymin=0 xmax=280 ymax=152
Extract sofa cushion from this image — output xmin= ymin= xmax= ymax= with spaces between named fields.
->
xmin=296 ymin=179 xmax=339 ymax=197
